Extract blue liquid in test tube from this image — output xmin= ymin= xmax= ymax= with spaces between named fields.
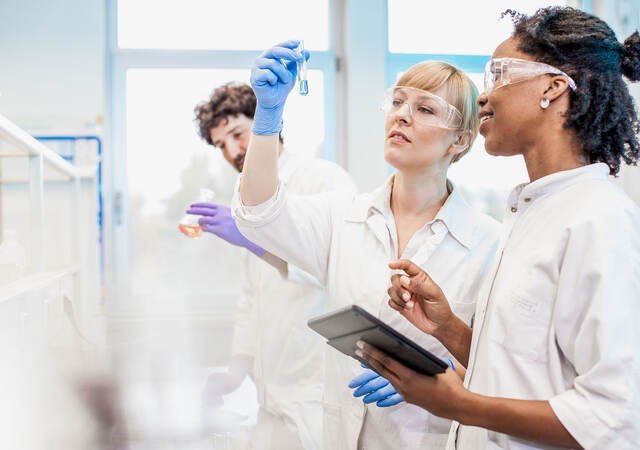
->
xmin=299 ymin=79 xmax=308 ymax=96
xmin=297 ymin=40 xmax=309 ymax=96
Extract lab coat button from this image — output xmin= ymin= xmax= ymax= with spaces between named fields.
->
xmin=523 ymin=197 xmax=531 ymax=202
xmin=510 ymin=206 xmax=518 ymax=212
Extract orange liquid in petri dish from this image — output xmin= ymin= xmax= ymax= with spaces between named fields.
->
xmin=178 ymin=224 xmax=202 ymax=238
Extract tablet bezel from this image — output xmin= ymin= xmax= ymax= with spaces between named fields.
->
xmin=308 ymin=304 xmax=448 ymax=376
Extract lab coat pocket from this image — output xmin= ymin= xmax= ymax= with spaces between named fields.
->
xmin=490 ymin=290 xmax=551 ymax=363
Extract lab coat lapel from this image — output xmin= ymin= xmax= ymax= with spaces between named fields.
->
xmin=365 ymin=213 xmax=392 ymax=257
xmin=409 ymin=236 xmax=440 ymax=268
xmin=345 ymin=180 xmax=395 ymax=257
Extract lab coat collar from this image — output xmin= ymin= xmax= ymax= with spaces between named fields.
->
xmin=369 ymin=175 xmax=395 ymax=218
xmin=344 ymin=176 xmax=394 ymax=223
xmin=435 ymin=180 xmax=474 ymax=248
xmin=508 ymin=162 xmax=610 ymax=206
xmin=345 ymin=175 xmax=474 ymax=248
xmin=359 ymin=176 xmax=395 ymax=255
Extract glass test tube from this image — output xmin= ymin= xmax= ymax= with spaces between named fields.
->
xmin=296 ymin=40 xmax=308 ymax=96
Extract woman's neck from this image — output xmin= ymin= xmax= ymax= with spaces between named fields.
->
xmin=390 ymin=171 xmax=449 ymax=218
xmin=390 ymin=171 xmax=449 ymax=258
xmin=523 ymin=123 xmax=587 ymax=182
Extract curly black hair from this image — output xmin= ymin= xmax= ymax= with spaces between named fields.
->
xmin=503 ymin=6 xmax=640 ymax=175
xmin=194 ymin=82 xmax=256 ymax=146
xmin=193 ymin=82 xmax=283 ymax=146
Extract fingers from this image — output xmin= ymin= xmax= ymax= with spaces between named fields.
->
xmin=272 ymin=39 xmax=300 ymax=48
xmin=199 ymin=221 xmax=219 ymax=234
xmin=376 ymin=393 xmax=404 ymax=407
xmin=260 ymin=39 xmax=302 ymax=61
xmin=388 ymin=259 xmax=443 ymax=301
xmin=352 ymin=376 xmax=389 ymax=398
xmin=388 ymin=274 xmax=414 ymax=310
xmin=253 ymin=41 xmax=305 ymax=87
xmin=361 ymin=383 xmax=395 ymax=403
xmin=190 ymin=202 xmax=217 ymax=209
xmin=355 ymin=341 xmax=403 ymax=386
xmin=348 ymin=369 xmax=378 ymax=389
xmin=250 ymin=66 xmax=279 ymax=87
xmin=253 ymin=56 xmax=294 ymax=85
xmin=187 ymin=205 xmax=218 ymax=217
xmin=388 ymin=259 xmax=423 ymax=277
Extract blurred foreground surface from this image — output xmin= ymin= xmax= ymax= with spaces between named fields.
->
xmin=0 ymin=311 xmax=258 ymax=450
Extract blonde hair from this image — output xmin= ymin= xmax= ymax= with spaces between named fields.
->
xmin=396 ymin=61 xmax=479 ymax=162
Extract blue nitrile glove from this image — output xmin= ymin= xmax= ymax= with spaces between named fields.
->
xmin=349 ymin=358 xmax=456 ymax=408
xmin=250 ymin=39 xmax=308 ymax=135
xmin=442 ymin=357 xmax=456 ymax=371
xmin=187 ymin=203 xmax=266 ymax=257
xmin=348 ymin=364 xmax=404 ymax=407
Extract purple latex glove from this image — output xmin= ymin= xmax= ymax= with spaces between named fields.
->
xmin=186 ymin=203 xmax=266 ymax=257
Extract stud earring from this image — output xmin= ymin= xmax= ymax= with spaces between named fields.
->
xmin=540 ymin=96 xmax=550 ymax=109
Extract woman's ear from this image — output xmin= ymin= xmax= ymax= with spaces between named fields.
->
xmin=543 ymin=75 xmax=571 ymax=103
xmin=448 ymin=131 xmax=471 ymax=162
xmin=452 ymin=131 xmax=471 ymax=150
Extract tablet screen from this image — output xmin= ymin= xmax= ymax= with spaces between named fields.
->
xmin=308 ymin=304 xmax=447 ymax=376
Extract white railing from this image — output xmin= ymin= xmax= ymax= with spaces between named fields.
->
xmin=0 ymin=113 xmax=100 ymax=345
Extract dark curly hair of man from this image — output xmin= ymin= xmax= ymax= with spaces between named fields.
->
xmin=194 ymin=82 xmax=258 ymax=146
xmin=503 ymin=6 xmax=640 ymax=175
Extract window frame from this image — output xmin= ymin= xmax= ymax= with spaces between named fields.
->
xmin=105 ymin=0 xmax=338 ymax=285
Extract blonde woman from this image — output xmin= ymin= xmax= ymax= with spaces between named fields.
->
xmin=233 ymin=41 xmax=500 ymax=449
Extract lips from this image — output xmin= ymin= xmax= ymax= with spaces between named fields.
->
xmin=479 ymin=111 xmax=493 ymax=124
xmin=388 ymin=130 xmax=411 ymax=143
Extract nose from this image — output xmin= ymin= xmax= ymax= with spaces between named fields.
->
xmin=477 ymin=92 xmax=488 ymax=108
xmin=224 ymin=136 xmax=243 ymax=157
xmin=393 ymin=102 xmax=413 ymax=124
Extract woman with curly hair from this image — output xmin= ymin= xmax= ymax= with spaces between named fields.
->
xmin=358 ymin=6 xmax=640 ymax=449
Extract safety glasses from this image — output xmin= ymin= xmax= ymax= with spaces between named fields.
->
xmin=381 ymin=86 xmax=463 ymax=130
xmin=484 ymin=58 xmax=577 ymax=95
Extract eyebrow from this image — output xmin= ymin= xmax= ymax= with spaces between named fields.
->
xmin=414 ymin=94 xmax=441 ymax=103
xmin=213 ymin=126 xmax=244 ymax=147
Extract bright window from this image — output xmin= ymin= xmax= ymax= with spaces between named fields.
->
xmin=112 ymin=0 xmax=334 ymax=305
xmin=388 ymin=0 xmax=568 ymax=55
xmin=126 ymin=68 xmax=325 ymax=212
xmin=117 ymin=0 xmax=329 ymax=50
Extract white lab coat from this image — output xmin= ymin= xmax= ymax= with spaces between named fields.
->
xmin=231 ymin=150 xmax=357 ymax=450
xmin=232 ymin=176 xmax=501 ymax=450
xmin=452 ymin=163 xmax=640 ymax=450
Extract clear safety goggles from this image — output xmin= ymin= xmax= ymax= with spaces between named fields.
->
xmin=484 ymin=57 xmax=577 ymax=95
xmin=380 ymin=86 xmax=463 ymax=130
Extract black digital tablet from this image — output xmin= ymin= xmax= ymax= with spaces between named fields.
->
xmin=307 ymin=304 xmax=448 ymax=376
